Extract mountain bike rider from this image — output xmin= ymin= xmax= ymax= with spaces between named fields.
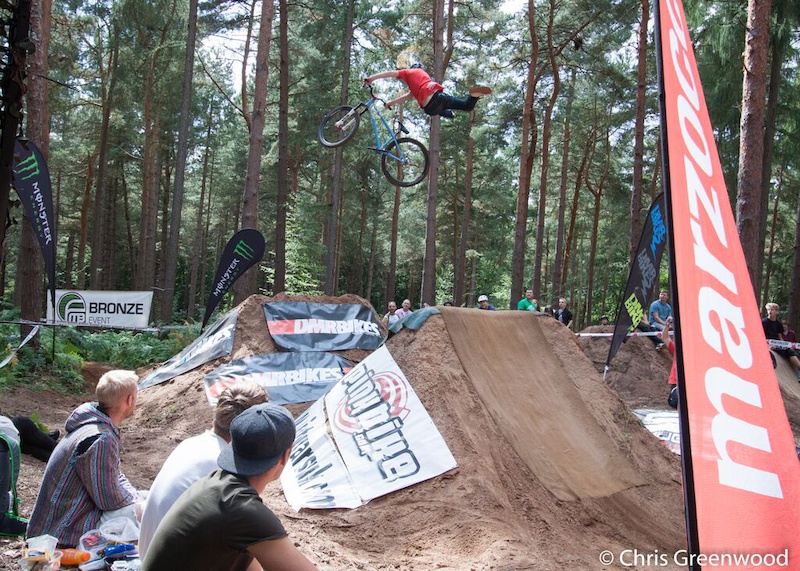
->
xmin=363 ymin=63 xmax=491 ymax=119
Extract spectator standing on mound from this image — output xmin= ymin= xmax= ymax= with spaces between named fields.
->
xmin=382 ymin=301 xmax=400 ymax=328
xmin=138 ymin=381 xmax=268 ymax=559
xmin=363 ymin=63 xmax=492 ymax=119
xmin=395 ymin=299 xmax=413 ymax=319
xmin=553 ymin=298 xmax=573 ymax=329
xmin=517 ymin=289 xmax=540 ymax=312
xmin=477 ymin=295 xmax=496 ymax=311
xmin=763 ymin=302 xmax=800 ymax=379
xmin=27 ymin=370 xmax=145 ymax=547
xmin=142 ymin=403 xmax=317 ymax=571
xmin=648 ymin=289 xmax=673 ymax=331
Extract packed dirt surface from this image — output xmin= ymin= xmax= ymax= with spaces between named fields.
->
xmin=1 ymin=295 xmax=700 ymax=570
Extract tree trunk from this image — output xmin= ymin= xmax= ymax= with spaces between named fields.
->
xmin=324 ymin=0 xmax=355 ymax=295
xmin=532 ymin=0 xmax=560 ymax=299
xmin=510 ymin=0 xmax=539 ymax=305
xmin=454 ymin=116 xmax=475 ymax=306
xmin=761 ymin=179 xmax=781 ymax=309
xmin=756 ymin=10 xmax=785 ymax=297
xmin=551 ymin=67 xmax=574 ymax=299
xmin=735 ymin=0 xmax=771 ymax=292
xmin=77 ymin=158 xmax=93 ymax=290
xmin=161 ymin=0 xmax=199 ymax=321
xmin=187 ymin=109 xmax=214 ymax=320
xmin=629 ymin=0 xmax=648 ymax=266
xmin=89 ymin=21 xmax=119 ymax=289
xmin=274 ymin=0 xmax=290 ymax=294
xmin=584 ymin=128 xmax=610 ymax=324
xmin=14 ymin=0 xmax=49 ymax=329
xmin=234 ymin=0 xmax=276 ymax=304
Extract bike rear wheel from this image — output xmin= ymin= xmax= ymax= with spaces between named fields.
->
xmin=318 ymin=106 xmax=360 ymax=147
xmin=381 ymin=137 xmax=430 ymax=187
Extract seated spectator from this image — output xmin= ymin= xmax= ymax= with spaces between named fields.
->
xmin=599 ymin=315 xmax=609 ymax=326
xmin=442 ymin=300 xmax=454 ymax=307
xmin=763 ymin=303 xmax=800 ymax=379
xmin=517 ymin=289 xmax=540 ymax=312
xmin=477 ymin=295 xmax=496 ymax=311
xmin=637 ymin=316 xmax=666 ymax=350
xmin=395 ymin=299 xmax=413 ymax=319
xmin=0 ymin=415 xmax=27 ymax=536
xmin=6 ymin=415 xmax=60 ymax=462
xmin=137 ymin=381 xmax=268 ymax=558
xmin=782 ymin=319 xmax=797 ymax=344
xmin=382 ymin=301 xmax=400 ymax=328
xmin=648 ymin=289 xmax=673 ymax=331
xmin=142 ymin=403 xmax=317 ymax=571
xmin=27 ymin=370 xmax=144 ymax=547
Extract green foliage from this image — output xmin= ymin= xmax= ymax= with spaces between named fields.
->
xmin=0 ymin=322 xmax=198 ymax=395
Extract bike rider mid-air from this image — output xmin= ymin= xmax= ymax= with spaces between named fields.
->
xmin=363 ymin=63 xmax=492 ymax=119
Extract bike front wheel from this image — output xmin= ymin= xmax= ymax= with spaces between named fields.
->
xmin=318 ymin=106 xmax=360 ymax=148
xmin=381 ymin=138 xmax=430 ymax=187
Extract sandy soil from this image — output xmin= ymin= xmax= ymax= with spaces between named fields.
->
xmin=0 ymin=296 xmax=722 ymax=570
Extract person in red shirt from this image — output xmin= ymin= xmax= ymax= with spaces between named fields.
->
xmin=363 ymin=63 xmax=491 ymax=119
xmin=661 ymin=316 xmax=678 ymax=408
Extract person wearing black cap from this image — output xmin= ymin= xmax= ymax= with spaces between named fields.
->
xmin=142 ymin=403 xmax=317 ymax=571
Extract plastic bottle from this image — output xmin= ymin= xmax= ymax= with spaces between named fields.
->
xmin=59 ymin=548 xmax=92 ymax=566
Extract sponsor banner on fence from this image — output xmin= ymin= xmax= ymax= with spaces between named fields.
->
xmin=139 ymin=308 xmax=238 ymax=390
xmin=204 ymin=352 xmax=353 ymax=406
xmin=656 ymin=0 xmax=800 ymax=560
xmin=281 ymin=346 xmax=457 ymax=509
xmin=264 ymin=302 xmax=385 ymax=352
xmin=47 ymin=290 xmax=153 ymax=329
xmin=281 ymin=399 xmax=361 ymax=510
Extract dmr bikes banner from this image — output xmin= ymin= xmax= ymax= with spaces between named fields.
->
xmin=12 ymin=139 xmax=56 ymax=312
xmin=281 ymin=346 xmax=457 ymax=509
xmin=47 ymin=290 xmax=153 ymax=329
xmin=264 ymin=302 xmax=385 ymax=351
xmin=606 ymin=193 xmax=667 ymax=366
xmin=201 ymin=228 xmax=266 ymax=330
xmin=139 ymin=308 xmax=238 ymax=390
xmin=656 ymin=0 xmax=800 ymax=564
xmin=204 ymin=352 xmax=353 ymax=406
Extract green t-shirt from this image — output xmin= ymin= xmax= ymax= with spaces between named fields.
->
xmin=142 ymin=470 xmax=287 ymax=571
xmin=517 ymin=298 xmax=538 ymax=311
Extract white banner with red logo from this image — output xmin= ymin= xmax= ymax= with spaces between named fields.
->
xmin=657 ymin=0 xmax=800 ymax=562
xmin=281 ymin=346 xmax=457 ymax=509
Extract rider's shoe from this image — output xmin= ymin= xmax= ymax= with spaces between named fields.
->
xmin=440 ymin=109 xmax=455 ymax=119
xmin=469 ymin=86 xmax=493 ymax=97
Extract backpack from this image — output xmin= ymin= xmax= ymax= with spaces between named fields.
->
xmin=667 ymin=386 xmax=679 ymax=409
xmin=0 ymin=432 xmax=27 ymax=536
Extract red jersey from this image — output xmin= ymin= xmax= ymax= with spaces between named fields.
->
xmin=397 ymin=68 xmax=444 ymax=108
xmin=667 ymin=339 xmax=677 ymax=386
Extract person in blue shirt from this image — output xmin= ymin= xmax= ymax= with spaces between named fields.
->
xmin=477 ymin=295 xmax=497 ymax=311
xmin=649 ymin=290 xmax=672 ymax=331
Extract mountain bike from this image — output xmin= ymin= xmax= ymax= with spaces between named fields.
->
xmin=318 ymin=85 xmax=430 ymax=187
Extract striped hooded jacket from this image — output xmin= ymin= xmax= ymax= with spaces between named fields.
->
xmin=26 ymin=403 xmax=137 ymax=547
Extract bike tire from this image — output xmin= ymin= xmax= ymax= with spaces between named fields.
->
xmin=381 ymin=137 xmax=430 ymax=187
xmin=318 ymin=106 xmax=360 ymax=148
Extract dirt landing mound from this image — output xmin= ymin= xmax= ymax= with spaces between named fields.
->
xmin=3 ymin=297 xmax=687 ymax=570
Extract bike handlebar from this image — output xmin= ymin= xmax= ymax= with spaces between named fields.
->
xmin=363 ymin=82 xmax=388 ymax=107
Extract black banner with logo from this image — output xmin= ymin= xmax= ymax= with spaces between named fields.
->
xmin=264 ymin=301 xmax=385 ymax=351
xmin=202 ymin=228 xmax=265 ymax=330
xmin=12 ymin=139 xmax=56 ymax=316
xmin=204 ymin=351 xmax=353 ymax=406
xmin=606 ymin=193 xmax=667 ymax=366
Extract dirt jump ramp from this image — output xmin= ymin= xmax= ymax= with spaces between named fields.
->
xmin=440 ymin=307 xmax=645 ymax=501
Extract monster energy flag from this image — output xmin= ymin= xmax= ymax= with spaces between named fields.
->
xmin=12 ymin=139 xmax=56 ymax=317
xmin=202 ymin=228 xmax=265 ymax=330
xmin=606 ymin=193 xmax=667 ymax=366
